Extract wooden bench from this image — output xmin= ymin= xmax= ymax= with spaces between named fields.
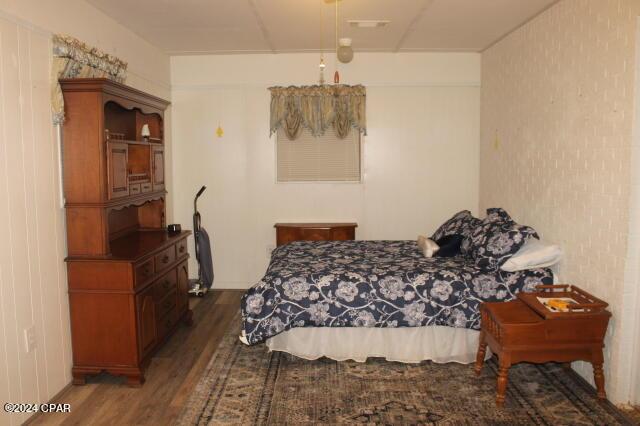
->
xmin=475 ymin=285 xmax=611 ymax=406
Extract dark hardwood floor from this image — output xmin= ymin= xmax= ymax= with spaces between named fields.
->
xmin=29 ymin=290 xmax=243 ymax=426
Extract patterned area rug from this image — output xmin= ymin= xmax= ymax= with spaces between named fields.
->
xmin=178 ymin=315 xmax=633 ymax=425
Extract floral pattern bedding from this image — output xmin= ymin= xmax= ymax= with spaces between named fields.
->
xmin=241 ymin=240 xmax=553 ymax=345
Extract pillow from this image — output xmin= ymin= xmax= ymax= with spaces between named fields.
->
xmin=435 ymin=234 xmax=464 ymax=257
xmin=500 ymin=239 xmax=562 ymax=272
xmin=417 ymin=235 xmax=440 ymax=258
xmin=485 ymin=207 xmax=512 ymax=223
xmin=431 ymin=210 xmax=481 ymax=255
xmin=469 ymin=209 xmax=538 ymax=271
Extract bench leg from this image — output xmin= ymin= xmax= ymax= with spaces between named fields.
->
xmin=475 ymin=331 xmax=487 ymax=376
xmin=593 ymin=362 xmax=606 ymax=400
xmin=496 ymin=359 xmax=510 ymax=406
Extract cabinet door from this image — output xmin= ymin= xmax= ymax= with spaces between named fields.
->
xmin=136 ymin=285 xmax=157 ymax=359
xmin=151 ymin=146 xmax=165 ymax=191
xmin=176 ymin=260 xmax=189 ymax=315
xmin=108 ymin=142 xmax=129 ymax=199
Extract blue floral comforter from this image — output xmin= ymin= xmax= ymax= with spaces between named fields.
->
xmin=241 ymin=240 xmax=553 ymax=345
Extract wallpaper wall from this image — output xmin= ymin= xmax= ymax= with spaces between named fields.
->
xmin=480 ymin=0 xmax=640 ymax=403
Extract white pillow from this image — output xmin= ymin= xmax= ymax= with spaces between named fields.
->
xmin=417 ymin=235 xmax=440 ymax=258
xmin=500 ymin=239 xmax=562 ymax=272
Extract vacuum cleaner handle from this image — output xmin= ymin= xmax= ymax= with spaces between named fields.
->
xmin=196 ymin=185 xmax=207 ymax=199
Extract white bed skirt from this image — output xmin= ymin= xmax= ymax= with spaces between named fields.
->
xmin=263 ymin=326 xmax=490 ymax=364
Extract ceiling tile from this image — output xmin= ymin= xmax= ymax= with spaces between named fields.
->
xmin=253 ymin=0 xmax=427 ymax=52
xmin=401 ymin=0 xmax=558 ymax=51
xmin=84 ymin=0 xmax=559 ymax=54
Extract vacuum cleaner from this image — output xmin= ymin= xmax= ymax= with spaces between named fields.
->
xmin=188 ymin=186 xmax=214 ymax=297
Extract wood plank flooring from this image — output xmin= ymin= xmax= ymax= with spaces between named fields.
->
xmin=28 ymin=290 xmax=244 ymax=426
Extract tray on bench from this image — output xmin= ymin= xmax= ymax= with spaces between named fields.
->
xmin=517 ymin=284 xmax=609 ymax=320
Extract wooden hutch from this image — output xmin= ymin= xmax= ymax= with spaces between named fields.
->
xmin=60 ymin=78 xmax=192 ymax=386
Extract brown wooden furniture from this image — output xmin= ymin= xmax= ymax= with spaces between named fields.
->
xmin=274 ymin=222 xmax=357 ymax=246
xmin=61 ymin=78 xmax=192 ymax=387
xmin=475 ymin=285 xmax=611 ymax=406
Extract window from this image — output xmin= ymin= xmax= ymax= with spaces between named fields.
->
xmin=276 ymin=127 xmax=361 ymax=182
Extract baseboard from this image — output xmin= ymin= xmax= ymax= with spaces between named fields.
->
xmin=211 ymin=282 xmax=252 ymax=290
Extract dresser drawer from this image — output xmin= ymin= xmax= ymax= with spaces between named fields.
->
xmin=155 ymin=246 xmax=176 ymax=271
xmin=129 ymin=183 xmax=141 ymax=195
xmin=176 ymin=239 xmax=188 ymax=257
xmin=274 ymin=223 xmax=358 ymax=246
xmin=134 ymin=258 xmax=154 ymax=286
xmin=299 ymin=227 xmax=331 ymax=241
xmin=141 ymin=182 xmax=152 ymax=193
xmin=153 ymin=269 xmax=177 ymax=301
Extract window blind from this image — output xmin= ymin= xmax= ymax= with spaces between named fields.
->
xmin=276 ymin=127 xmax=361 ymax=182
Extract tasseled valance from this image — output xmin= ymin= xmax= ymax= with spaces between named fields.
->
xmin=51 ymin=34 xmax=128 ymax=124
xmin=269 ymin=85 xmax=366 ymax=140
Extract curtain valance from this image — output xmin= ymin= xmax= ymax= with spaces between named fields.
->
xmin=269 ymin=84 xmax=366 ymax=140
xmin=51 ymin=34 xmax=128 ymax=124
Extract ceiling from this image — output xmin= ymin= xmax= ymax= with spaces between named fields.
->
xmin=85 ymin=0 xmax=558 ymax=55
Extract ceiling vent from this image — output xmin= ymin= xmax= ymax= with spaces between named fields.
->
xmin=348 ymin=20 xmax=390 ymax=28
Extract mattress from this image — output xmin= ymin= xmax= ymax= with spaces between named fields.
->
xmin=241 ymin=240 xmax=553 ymax=345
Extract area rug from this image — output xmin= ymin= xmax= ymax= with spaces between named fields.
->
xmin=178 ymin=314 xmax=633 ymax=425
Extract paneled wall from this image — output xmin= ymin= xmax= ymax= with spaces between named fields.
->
xmin=480 ymin=0 xmax=640 ymax=403
xmin=171 ymin=52 xmax=481 ymax=289
xmin=0 ymin=20 xmax=68 ymax=426
xmin=0 ymin=3 xmax=171 ymax=424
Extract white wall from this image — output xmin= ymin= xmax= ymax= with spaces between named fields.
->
xmin=0 ymin=2 xmax=171 ymax=425
xmin=171 ymin=52 xmax=480 ymax=289
xmin=625 ymin=16 xmax=640 ymax=406
xmin=480 ymin=0 xmax=640 ymax=404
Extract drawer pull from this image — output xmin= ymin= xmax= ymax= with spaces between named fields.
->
xmin=178 ymin=245 xmax=186 ymax=253
xmin=162 ymin=255 xmax=170 ymax=264
xmin=143 ymin=266 xmax=151 ymax=275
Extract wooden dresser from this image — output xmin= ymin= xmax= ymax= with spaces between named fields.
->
xmin=61 ymin=78 xmax=192 ymax=387
xmin=274 ymin=223 xmax=357 ymax=246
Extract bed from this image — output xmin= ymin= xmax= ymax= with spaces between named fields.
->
xmin=240 ymin=236 xmax=554 ymax=363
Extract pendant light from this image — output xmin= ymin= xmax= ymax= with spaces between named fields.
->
xmin=318 ymin=0 xmax=326 ymax=84
xmin=319 ymin=0 xmax=354 ymax=84
xmin=338 ymin=38 xmax=354 ymax=63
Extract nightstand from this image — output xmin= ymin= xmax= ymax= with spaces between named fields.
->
xmin=475 ymin=285 xmax=611 ymax=406
xmin=274 ymin=223 xmax=357 ymax=246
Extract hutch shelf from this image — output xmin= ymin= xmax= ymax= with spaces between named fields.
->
xmin=60 ymin=78 xmax=192 ymax=387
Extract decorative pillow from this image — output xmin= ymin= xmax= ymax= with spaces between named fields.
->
xmin=431 ymin=210 xmax=481 ymax=256
xmin=417 ymin=235 xmax=440 ymax=258
xmin=435 ymin=234 xmax=464 ymax=257
xmin=500 ymin=239 xmax=562 ymax=272
xmin=469 ymin=209 xmax=538 ymax=271
xmin=485 ymin=207 xmax=512 ymax=223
